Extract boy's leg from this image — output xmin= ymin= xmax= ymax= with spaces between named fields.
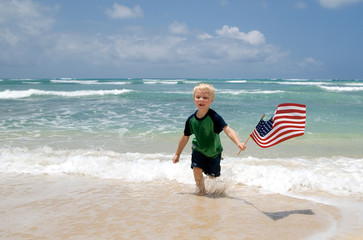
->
xmin=193 ymin=167 xmax=206 ymax=195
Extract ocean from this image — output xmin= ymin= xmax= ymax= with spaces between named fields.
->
xmin=1 ymin=78 xmax=362 ymax=239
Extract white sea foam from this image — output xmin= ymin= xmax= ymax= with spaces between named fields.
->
xmin=1 ymin=147 xmax=361 ymax=198
xmin=345 ymin=82 xmax=363 ymax=86
xmin=50 ymin=80 xmax=131 ymax=85
xmin=143 ymin=79 xmax=180 ymax=85
xmin=9 ymin=78 xmax=34 ymax=81
xmin=0 ymin=147 xmax=192 ymax=184
xmin=51 ymin=80 xmax=99 ymax=84
xmin=183 ymin=80 xmax=201 ymax=84
xmin=319 ymin=85 xmax=363 ymax=92
xmin=218 ymin=89 xmax=284 ymax=95
xmin=98 ymin=81 xmax=131 ymax=85
xmin=0 ymin=89 xmax=133 ymax=99
xmin=275 ymin=80 xmax=363 ymax=90
xmin=283 ymin=78 xmax=310 ymax=81
xmin=142 ymin=79 xmax=197 ymax=84
xmin=23 ymin=82 xmax=41 ymax=84
xmin=224 ymin=156 xmax=363 ymax=198
xmin=226 ymin=80 xmax=247 ymax=83
xmin=276 ymin=81 xmax=332 ymax=86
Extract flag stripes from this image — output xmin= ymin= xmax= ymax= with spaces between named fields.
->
xmin=250 ymin=103 xmax=306 ymax=148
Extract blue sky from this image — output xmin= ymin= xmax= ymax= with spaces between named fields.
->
xmin=0 ymin=0 xmax=362 ymax=79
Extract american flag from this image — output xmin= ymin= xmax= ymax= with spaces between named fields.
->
xmin=250 ymin=103 xmax=306 ymax=148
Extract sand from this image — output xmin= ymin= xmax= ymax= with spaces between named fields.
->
xmin=0 ymin=173 xmax=362 ymax=240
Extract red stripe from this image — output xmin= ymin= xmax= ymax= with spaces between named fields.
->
xmin=275 ymin=109 xmax=306 ymax=114
xmin=252 ymin=132 xmax=304 ymax=148
xmin=254 ymin=124 xmax=305 ymax=140
xmin=273 ymin=120 xmax=306 ymax=126
xmin=277 ymin=103 xmax=306 ymax=108
xmin=252 ymin=128 xmax=304 ymax=145
xmin=274 ymin=120 xmax=306 ymax=124
xmin=274 ymin=115 xmax=306 ymax=120
xmin=273 ymin=121 xmax=306 ymax=128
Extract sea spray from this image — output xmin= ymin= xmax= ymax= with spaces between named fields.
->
xmin=1 ymin=147 xmax=361 ymax=198
xmin=0 ymin=89 xmax=134 ymax=99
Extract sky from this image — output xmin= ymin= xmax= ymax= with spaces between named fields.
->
xmin=0 ymin=0 xmax=362 ymax=79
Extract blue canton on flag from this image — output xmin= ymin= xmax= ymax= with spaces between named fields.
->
xmin=255 ymin=118 xmax=273 ymax=137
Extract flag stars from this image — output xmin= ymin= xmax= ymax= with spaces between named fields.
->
xmin=256 ymin=118 xmax=273 ymax=137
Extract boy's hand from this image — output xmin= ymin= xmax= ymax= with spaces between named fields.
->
xmin=237 ymin=142 xmax=246 ymax=155
xmin=238 ymin=142 xmax=246 ymax=151
xmin=172 ymin=154 xmax=180 ymax=163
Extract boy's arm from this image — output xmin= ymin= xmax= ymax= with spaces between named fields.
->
xmin=223 ymin=125 xmax=246 ymax=151
xmin=172 ymin=134 xmax=190 ymax=163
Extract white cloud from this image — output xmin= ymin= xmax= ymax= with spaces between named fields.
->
xmin=296 ymin=1 xmax=307 ymax=9
xmin=0 ymin=1 xmax=289 ymax=77
xmin=215 ymin=25 xmax=265 ymax=45
xmin=112 ymin=35 xmax=186 ymax=62
xmin=299 ymin=57 xmax=324 ymax=67
xmin=0 ymin=0 xmax=54 ymax=35
xmin=168 ymin=21 xmax=189 ymax=35
xmin=0 ymin=29 xmax=19 ymax=46
xmin=219 ymin=0 xmax=230 ymax=6
xmin=105 ymin=4 xmax=144 ymax=19
xmin=45 ymin=25 xmax=284 ymax=69
xmin=197 ymin=33 xmax=213 ymax=40
xmin=318 ymin=0 xmax=363 ymax=8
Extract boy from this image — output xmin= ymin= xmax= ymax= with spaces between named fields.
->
xmin=172 ymin=83 xmax=246 ymax=195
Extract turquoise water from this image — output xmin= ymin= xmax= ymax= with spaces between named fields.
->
xmin=0 ymin=78 xmax=362 ymax=197
xmin=1 ymin=78 xmax=362 ymax=156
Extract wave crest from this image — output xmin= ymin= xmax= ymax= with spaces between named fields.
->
xmin=1 ymin=147 xmax=362 ymax=198
xmin=0 ymin=89 xmax=134 ymax=99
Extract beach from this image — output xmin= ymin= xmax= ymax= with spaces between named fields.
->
xmin=1 ymin=78 xmax=362 ymax=239
xmin=2 ymin=173 xmax=362 ymax=240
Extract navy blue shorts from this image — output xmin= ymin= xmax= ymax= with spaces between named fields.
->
xmin=191 ymin=150 xmax=221 ymax=177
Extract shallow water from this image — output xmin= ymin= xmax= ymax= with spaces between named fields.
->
xmin=3 ymin=173 xmax=360 ymax=240
xmin=1 ymin=78 xmax=362 ymax=239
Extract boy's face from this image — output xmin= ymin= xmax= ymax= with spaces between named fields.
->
xmin=194 ymin=90 xmax=214 ymax=111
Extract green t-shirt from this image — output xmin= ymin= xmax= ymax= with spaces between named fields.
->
xmin=184 ymin=109 xmax=227 ymax=158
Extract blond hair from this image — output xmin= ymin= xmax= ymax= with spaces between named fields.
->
xmin=193 ymin=83 xmax=215 ymax=100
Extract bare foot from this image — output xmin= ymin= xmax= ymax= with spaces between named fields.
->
xmin=195 ymin=189 xmax=207 ymax=196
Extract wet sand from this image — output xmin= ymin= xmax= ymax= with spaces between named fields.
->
xmin=0 ymin=173 xmax=362 ymax=240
